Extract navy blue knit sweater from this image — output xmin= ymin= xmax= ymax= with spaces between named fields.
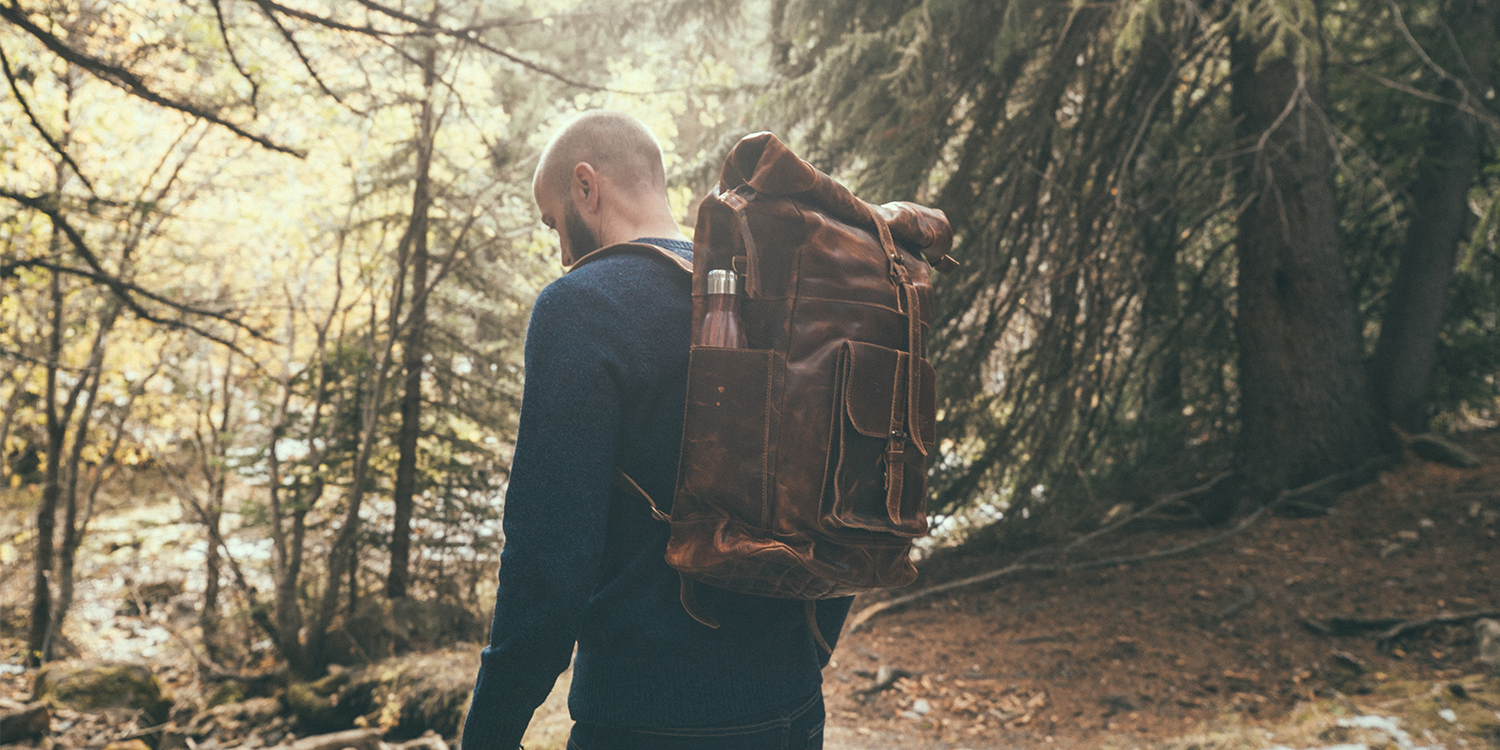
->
xmin=461 ymin=239 xmax=852 ymax=750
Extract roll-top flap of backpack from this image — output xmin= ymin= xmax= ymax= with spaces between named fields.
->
xmin=840 ymin=341 xmax=937 ymax=449
xmin=873 ymin=202 xmax=958 ymax=272
xmin=725 ymin=132 xmax=820 ymax=195
xmin=720 ymin=132 xmax=957 ymax=272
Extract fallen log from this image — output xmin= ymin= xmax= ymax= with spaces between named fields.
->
xmin=383 ymin=730 xmax=448 ymax=750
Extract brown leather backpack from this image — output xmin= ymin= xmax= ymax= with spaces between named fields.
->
xmin=587 ymin=133 xmax=955 ymax=646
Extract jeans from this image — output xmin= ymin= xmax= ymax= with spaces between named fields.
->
xmin=565 ymin=690 xmax=825 ymax=750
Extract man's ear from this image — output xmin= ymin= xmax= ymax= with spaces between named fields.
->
xmin=572 ymin=162 xmax=600 ymax=213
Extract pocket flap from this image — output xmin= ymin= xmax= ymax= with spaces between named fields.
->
xmin=840 ymin=341 xmax=936 ymax=449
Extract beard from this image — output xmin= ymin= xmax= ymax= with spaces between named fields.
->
xmin=563 ymin=198 xmax=601 ymax=260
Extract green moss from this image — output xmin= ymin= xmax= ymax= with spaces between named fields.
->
xmin=286 ymin=673 xmax=374 ymax=734
xmin=205 ymin=680 xmax=247 ymax=709
xmin=285 ymin=681 xmax=343 ymax=733
xmin=35 ymin=663 xmax=172 ymax=725
xmin=309 ymin=669 xmax=350 ymax=696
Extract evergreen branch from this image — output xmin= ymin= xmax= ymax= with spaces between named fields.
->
xmin=0 ymin=0 xmax=304 ymax=157
xmin=0 ymin=41 xmax=94 ymax=193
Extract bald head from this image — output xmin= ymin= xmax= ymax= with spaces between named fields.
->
xmin=531 ymin=110 xmax=687 ymax=265
xmin=533 ymin=110 xmax=667 ymax=199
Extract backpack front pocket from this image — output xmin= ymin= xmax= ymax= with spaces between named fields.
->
xmin=675 ymin=346 xmax=784 ymax=529
xmin=822 ymin=341 xmax=934 ymax=537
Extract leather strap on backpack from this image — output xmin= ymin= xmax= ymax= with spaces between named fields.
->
xmin=612 ymin=468 xmax=721 ymax=629
xmin=611 ymin=468 xmax=671 ymax=522
xmin=613 ymin=467 xmax=830 ymax=652
xmin=870 ymin=209 xmax=931 ymax=526
xmin=678 ymin=576 xmax=720 ymax=629
xmin=720 ymin=187 xmax=760 ymax=297
xmin=805 ymin=601 xmax=834 ymax=655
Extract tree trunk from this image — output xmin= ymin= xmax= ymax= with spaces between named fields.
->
xmin=309 ymin=244 xmax=406 ymax=672
xmin=201 ymin=352 xmax=234 ymax=661
xmin=28 ymin=267 xmax=63 ymax=666
xmin=46 ymin=302 xmax=118 ymax=659
xmin=267 ymin=332 xmax=309 ymax=676
xmin=1229 ymin=16 xmax=1382 ymax=497
xmin=267 ymin=267 xmax=340 ymax=678
xmin=202 ymin=494 xmax=223 ymax=654
xmin=388 ymin=41 xmax=438 ymax=602
xmin=1369 ymin=0 xmax=1497 ymax=433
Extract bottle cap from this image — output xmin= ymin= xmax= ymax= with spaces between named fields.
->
xmin=707 ymin=268 xmax=738 ymax=295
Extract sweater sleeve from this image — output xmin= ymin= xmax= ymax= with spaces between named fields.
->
xmin=461 ymin=278 xmax=626 ymax=750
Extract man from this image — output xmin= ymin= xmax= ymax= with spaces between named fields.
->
xmin=461 ymin=110 xmax=851 ymax=750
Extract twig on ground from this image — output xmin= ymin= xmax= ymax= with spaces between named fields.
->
xmin=1011 ymin=632 xmax=1077 ymax=644
xmin=1214 ymin=584 xmax=1257 ymax=622
xmin=1301 ymin=609 xmax=1500 ymax=646
xmin=854 ymin=665 xmax=916 ymax=695
xmin=1377 ymin=610 xmax=1500 ymax=649
xmin=1302 ymin=615 xmax=1406 ymax=636
xmin=848 ymin=458 xmax=1386 ymax=632
xmin=848 ymin=504 xmax=1269 ymax=631
xmin=103 ymin=722 xmax=169 ymax=745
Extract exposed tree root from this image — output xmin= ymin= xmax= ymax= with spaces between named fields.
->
xmin=1303 ymin=609 xmax=1500 ymax=649
xmin=848 ymin=457 xmax=1390 ymax=632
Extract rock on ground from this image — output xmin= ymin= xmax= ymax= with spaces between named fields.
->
xmin=1477 ymin=619 xmax=1500 ymax=671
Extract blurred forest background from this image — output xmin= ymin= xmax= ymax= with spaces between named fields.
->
xmin=1 ymin=0 xmax=1498 ymax=702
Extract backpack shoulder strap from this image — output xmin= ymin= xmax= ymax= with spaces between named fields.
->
xmin=567 ymin=241 xmax=693 ymax=276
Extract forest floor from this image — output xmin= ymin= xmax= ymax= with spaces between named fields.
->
xmin=2 ymin=429 xmax=1498 ymax=750
xmin=816 ymin=428 xmax=1500 ymax=749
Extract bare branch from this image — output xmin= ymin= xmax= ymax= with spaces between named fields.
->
xmin=0 ymin=0 xmax=304 ymax=157
xmin=4 ymin=258 xmax=260 ymax=353
xmin=1386 ymin=0 xmax=1476 ymax=102
xmin=208 ymin=0 xmax=261 ymax=111
xmin=848 ymin=504 xmax=1270 ymax=632
xmin=0 ymin=189 xmax=241 ymax=315
xmin=0 ymin=346 xmax=97 ymax=373
xmin=253 ymin=1 xmax=365 ymax=114
xmin=249 ymin=0 xmax=616 ymax=92
xmin=0 ymin=42 xmax=94 ymax=192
